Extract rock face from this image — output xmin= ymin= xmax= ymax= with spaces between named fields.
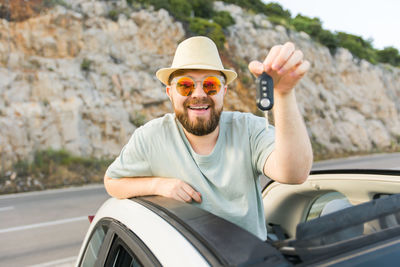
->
xmin=0 ymin=1 xmax=399 ymax=170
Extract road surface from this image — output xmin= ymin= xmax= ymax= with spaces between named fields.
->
xmin=0 ymin=185 xmax=108 ymax=266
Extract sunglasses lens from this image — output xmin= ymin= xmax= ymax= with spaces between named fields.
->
xmin=203 ymin=76 xmax=221 ymax=95
xmin=176 ymin=77 xmax=195 ymax=96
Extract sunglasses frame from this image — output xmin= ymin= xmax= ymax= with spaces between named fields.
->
xmin=170 ymin=75 xmax=225 ymax=96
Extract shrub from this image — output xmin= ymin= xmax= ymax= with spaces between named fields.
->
xmin=130 ymin=112 xmax=147 ymax=127
xmin=317 ymin=30 xmax=339 ymax=54
xmin=136 ymin=0 xmax=170 ymax=10
xmin=336 ymin=32 xmax=377 ymax=63
xmin=191 ymin=0 xmax=214 ymax=18
xmin=212 ymin=11 xmax=235 ymax=29
xmin=81 ymin=58 xmax=92 ymax=72
xmin=43 ymin=0 xmax=70 ymax=8
xmin=264 ymin=2 xmax=291 ymax=19
xmin=267 ymin=15 xmax=291 ymax=28
xmin=291 ymin=15 xmax=322 ymax=38
xmin=169 ymin=0 xmax=193 ymax=21
xmin=221 ymin=0 xmax=291 ymax=21
xmin=189 ymin=17 xmax=225 ymax=49
xmin=108 ymin=9 xmax=119 ymax=22
xmin=377 ymin=46 xmax=400 ymax=66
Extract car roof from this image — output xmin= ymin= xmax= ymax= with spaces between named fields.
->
xmin=81 ymin=196 xmax=291 ymax=267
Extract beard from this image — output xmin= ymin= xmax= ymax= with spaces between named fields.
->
xmin=174 ymin=96 xmax=223 ymax=136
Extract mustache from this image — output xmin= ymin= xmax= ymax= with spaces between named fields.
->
xmin=183 ymin=97 xmax=214 ymax=108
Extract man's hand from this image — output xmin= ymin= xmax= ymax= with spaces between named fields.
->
xmin=155 ymin=178 xmax=202 ymax=203
xmin=248 ymin=42 xmax=310 ymax=95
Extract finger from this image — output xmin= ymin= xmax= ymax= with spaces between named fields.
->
xmin=177 ymin=188 xmax=192 ymax=202
xmin=271 ymin=42 xmax=295 ymax=72
xmin=248 ymin=61 xmax=264 ymax=77
xmin=290 ymin=60 xmax=310 ymax=78
xmin=263 ymin=45 xmax=282 ymax=72
xmin=173 ymin=191 xmax=188 ymax=203
xmin=182 ymin=184 xmax=202 ymax=203
xmin=278 ymin=50 xmax=303 ymax=75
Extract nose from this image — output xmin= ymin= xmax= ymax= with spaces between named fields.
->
xmin=190 ymin=81 xmax=207 ymax=97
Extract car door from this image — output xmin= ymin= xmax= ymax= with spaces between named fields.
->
xmin=78 ymin=218 xmax=161 ymax=267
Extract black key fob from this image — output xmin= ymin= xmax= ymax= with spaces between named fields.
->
xmin=256 ymin=72 xmax=274 ymax=111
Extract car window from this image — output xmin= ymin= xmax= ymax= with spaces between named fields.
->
xmin=112 ymin=243 xmax=143 ymax=267
xmin=106 ymin=237 xmax=143 ymax=267
xmin=81 ymin=223 xmax=108 ymax=267
xmin=306 ymin=192 xmax=347 ymax=221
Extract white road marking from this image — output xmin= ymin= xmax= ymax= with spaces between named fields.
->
xmin=0 ymin=184 xmax=104 ymax=200
xmin=0 ymin=206 xmax=14 ymax=212
xmin=0 ymin=216 xmax=87 ymax=234
xmin=28 ymin=256 xmax=77 ymax=267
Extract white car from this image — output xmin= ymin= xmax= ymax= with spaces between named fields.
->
xmin=76 ymin=169 xmax=400 ymax=266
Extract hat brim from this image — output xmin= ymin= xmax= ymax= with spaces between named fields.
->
xmin=156 ymin=64 xmax=237 ymax=86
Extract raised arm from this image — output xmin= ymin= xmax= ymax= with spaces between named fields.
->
xmin=249 ymin=42 xmax=313 ymax=184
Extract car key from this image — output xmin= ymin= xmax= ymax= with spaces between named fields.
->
xmin=256 ymin=72 xmax=274 ymax=111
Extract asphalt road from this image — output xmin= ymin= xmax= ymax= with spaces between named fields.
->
xmin=312 ymin=152 xmax=400 ymax=170
xmin=0 ymin=152 xmax=399 ymax=266
xmin=0 ymin=185 xmax=109 ymax=267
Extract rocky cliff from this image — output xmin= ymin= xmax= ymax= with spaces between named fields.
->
xmin=1 ymin=0 xmax=399 ymax=171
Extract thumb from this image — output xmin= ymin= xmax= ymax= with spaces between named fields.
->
xmin=248 ymin=61 xmax=264 ymax=77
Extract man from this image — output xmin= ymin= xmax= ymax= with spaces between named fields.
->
xmin=104 ymin=36 xmax=313 ymax=240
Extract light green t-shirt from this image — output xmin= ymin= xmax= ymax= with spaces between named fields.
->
xmin=106 ymin=111 xmax=275 ymax=240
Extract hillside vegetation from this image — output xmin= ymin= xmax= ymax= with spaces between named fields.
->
xmin=132 ymin=0 xmax=400 ymax=66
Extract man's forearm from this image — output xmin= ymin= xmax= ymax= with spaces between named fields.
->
xmin=104 ymin=175 xmax=202 ymax=203
xmin=104 ymin=175 xmax=160 ymax=199
xmin=265 ymin=91 xmax=313 ymax=183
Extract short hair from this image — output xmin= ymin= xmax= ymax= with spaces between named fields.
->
xmin=168 ymin=69 xmax=226 ymax=85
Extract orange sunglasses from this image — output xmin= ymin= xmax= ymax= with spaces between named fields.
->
xmin=171 ymin=76 xmax=223 ymax=96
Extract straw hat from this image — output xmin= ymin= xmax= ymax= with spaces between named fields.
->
xmin=156 ymin=36 xmax=237 ymax=85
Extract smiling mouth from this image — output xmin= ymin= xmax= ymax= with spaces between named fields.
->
xmin=188 ymin=105 xmax=210 ymax=110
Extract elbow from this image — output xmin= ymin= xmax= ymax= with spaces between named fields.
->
xmin=289 ymin=172 xmax=309 ymax=184
xmin=275 ymin=156 xmax=312 ymax=184
xmin=292 ymin=154 xmax=312 ymax=184
xmin=103 ymin=174 xmax=118 ymax=198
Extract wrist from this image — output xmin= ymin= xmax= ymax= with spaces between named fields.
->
xmin=274 ymin=88 xmax=295 ymax=99
xmin=151 ymin=177 xmax=162 ymax=196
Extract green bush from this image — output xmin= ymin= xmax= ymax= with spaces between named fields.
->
xmin=212 ymin=11 xmax=235 ymax=29
xmin=136 ymin=0 xmax=192 ymax=21
xmin=377 ymin=46 xmax=400 ymax=66
xmin=189 ymin=17 xmax=225 ymax=49
xmin=264 ymin=2 xmax=291 ymax=18
xmin=267 ymin=15 xmax=291 ymax=28
xmin=221 ymin=0 xmax=291 ymax=20
xmin=317 ymin=30 xmax=339 ymax=54
xmin=43 ymin=0 xmax=69 ymax=8
xmin=221 ymin=0 xmax=266 ymax=12
xmin=81 ymin=58 xmax=92 ymax=72
xmin=169 ymin=0 xmax=193 ymax=21
xmin=32 ymin=149 xmax=111 ymax=172
xmin=136 ymin=0 xmax=170 ymax=10
xmin=191 ymin=0 xmax=214 ymax=18
xmin=108 ymin=9 xmax=119 ymax=21
xmin=337 ymin=32 xmax=377 ymax=63
xmin=291 ymin=15 xmax=322 ymax=38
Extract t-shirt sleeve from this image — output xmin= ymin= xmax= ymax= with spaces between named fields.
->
xmin=248 ymin=115 xmax=275 ymax=175
xmin=105 ymin=127 xmax=152 ymax=179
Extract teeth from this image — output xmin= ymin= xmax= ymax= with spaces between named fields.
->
xmin=190 ymin=106 xmax=208 ymax=109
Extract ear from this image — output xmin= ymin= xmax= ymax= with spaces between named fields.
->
xmin=166 ymin=86 xmax=172 ymax=101
xmin=223 ymin=85 xmax=227 ymax=96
